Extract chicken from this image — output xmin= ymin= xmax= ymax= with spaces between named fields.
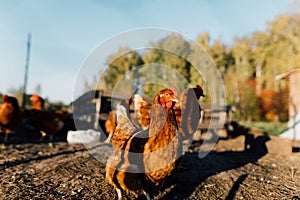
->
xmin=104 ymin=99 xmax=132 ymax=143
xmin=105 ymin=88 xmax=179 ymax=200
xmin=133 ymin=85 xmax=205 ymax=138
xmin=175 ymin=85 xmax=205 ymax=138
xmin=30 ymin=93 xmax=45 ymax=110
xmin=27 ymin=110 xmax=64 ymax=140
xmin=23 ymin=94 xmax=64 ymax=140
xmin=0 ymin=94 xmax=23 ymax=142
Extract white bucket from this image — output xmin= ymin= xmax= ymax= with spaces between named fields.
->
xmin=67 ymin=129 xmax=101 ymax=144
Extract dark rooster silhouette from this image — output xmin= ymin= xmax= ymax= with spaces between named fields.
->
xmin=23 ymin=94 xmax=64 ymax=141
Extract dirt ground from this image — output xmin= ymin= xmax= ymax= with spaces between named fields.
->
xmin=0 ymin=126 xmax=299 ymax=200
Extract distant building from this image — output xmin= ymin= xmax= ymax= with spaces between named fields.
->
xmin=72 ymin=90 xmax=130 ymax=131
xmin=275 ymin=68 xmax=300 ymax=140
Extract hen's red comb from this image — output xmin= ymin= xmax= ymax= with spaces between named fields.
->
xmin=170 ymin=86 xmax=178 ymax=97
xmin=31 ymin=93 xmax=39 ymax=97
xmin=3 ymin=94 xmax=8 ymax=100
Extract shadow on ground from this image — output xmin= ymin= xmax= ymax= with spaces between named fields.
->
xmin=148 ymin=123 xmax=271 ymax=200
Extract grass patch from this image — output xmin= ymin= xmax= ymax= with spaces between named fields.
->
xmin=240 ymin=121 xmax=287 ymax=136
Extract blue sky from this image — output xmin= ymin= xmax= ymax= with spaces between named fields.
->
xmin=0 ymin=0 xmax=294 ymax=104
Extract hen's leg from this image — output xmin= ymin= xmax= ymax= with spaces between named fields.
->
xmin=116 ymin=188 xmax=122 ymax=200
xmin=104 ymin=132 xmax=113 ymax=143
xmin=4 ymin=133 xmax=8 ymax=143
xmin=142 ymin=190 xmax=151 ymax=200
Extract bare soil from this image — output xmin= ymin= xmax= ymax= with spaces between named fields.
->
xmin=0 ymin=126 xmax=299 ymax=200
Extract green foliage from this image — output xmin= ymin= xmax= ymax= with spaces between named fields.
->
xmin=101 ymin=12 xmax=299 ymax=122
xmin=47 ymin=101 xmax=66 ymax=111
xmin=240 ymin=121 xmax=287 ymax=136
xmin=141 ymin=34 xmax=192 ymax=96
xmin=225 ymin=12 xmax=300 ymax=121
xmin=104 ymin=47 xmax=144 ymax=94
xmin=104 ymin=34 xmax=208 ymax=98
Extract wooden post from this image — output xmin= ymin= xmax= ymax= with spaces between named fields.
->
xmin=22 ymin=33 xmax=31 ymax=110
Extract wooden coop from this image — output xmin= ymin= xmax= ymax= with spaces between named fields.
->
xmin=276 ymin=68 xmax=300 ymax=121
xmin=276 ymin=68 xmax=300 ymax=151
xmin=73 ymin=89 xmax=234 ymax=141
xmin=72 ymin=90 xmax=130 ymax=131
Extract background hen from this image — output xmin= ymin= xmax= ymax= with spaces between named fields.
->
xmin=30 ymin=93 xmax=45 ymax=110
xmin=23 ymin=94 xmax=64 ymax=141
xmin=0 ymin=94 xmax=23 ymax=142
xmin=104 ymin=98 xmax=132 ymax=143
xmin=105 ymin=88 xmax=180 ymax=200
xmin=175 ymin=85 xmax=205 ymax=138
xmin=131 ymin=85 xmax=205 ymax=139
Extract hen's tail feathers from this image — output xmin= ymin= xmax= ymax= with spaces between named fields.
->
xmin=115 ymin=104 xmax=137 ymax=134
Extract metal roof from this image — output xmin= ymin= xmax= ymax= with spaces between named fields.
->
xmin=275 ymin=68 xmax=300 ymax=80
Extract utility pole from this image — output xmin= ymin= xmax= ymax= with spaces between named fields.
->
xmin=22 ymin=33 xmax=31 ymax=110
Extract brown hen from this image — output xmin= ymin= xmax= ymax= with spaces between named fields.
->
xmin=105 ymin=88 xmax=179 ymax=200
xmin=0 ymin=94 xmax=23 ymax=141
xmin=130 ymin=85 xmax=205 ymax=138
xmin=24 ymin=94 xmax=64 ymax=140
xmin=30 ymin=93 xmax=45 ymax=110
xmin=175 ymin=85 xmax=205 ymax=138
xmin=104 ymin=99 xmax=132 ymax=143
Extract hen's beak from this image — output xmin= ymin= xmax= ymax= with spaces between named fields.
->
xmin=171 ymin=97 xmax=179 ymax=103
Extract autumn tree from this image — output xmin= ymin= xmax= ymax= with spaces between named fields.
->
xmin=141 ymin=34 xmax=194 ymax=97
xmin=101 ymin=11 xmax=299 ymax=122
xmin=104 ymin=47 xmax=144 ymax=94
